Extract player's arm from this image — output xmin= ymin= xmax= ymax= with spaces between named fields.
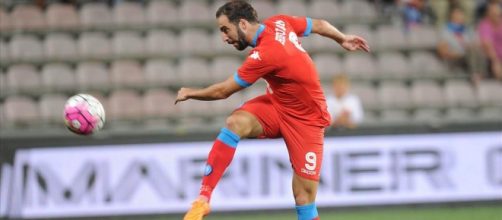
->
xmin=175 ymin=75 xmax=243 ymax=104
xmin=311 ymin=18 xmax=370 ymax=52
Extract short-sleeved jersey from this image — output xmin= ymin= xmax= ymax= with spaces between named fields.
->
xmin=234 ymin=15 xmax=331 ymax=127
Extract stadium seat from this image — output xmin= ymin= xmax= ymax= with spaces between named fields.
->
xmin=303 ymin=34 xmax=344 ymax=52
xmin=10 ymin=4 xmax=45 ymax=30
xmin=0 ymin=71 xmax=8 ymax=94
xmin=4 ymin=96 xmax=39 ymax=126
xmin=79 ymin=32 xmax=112 ymax=58
xmin=277 ymin=0 xmax=307 ymax=15
xmin=409 ymin=52 xmax=447 ymax=76
xmin=9 ymin=35 xmax=44 ymax=61
xmin=211 ymin=0 xmax=228 ymax=17
xmin=376 ymin=53 xmax=410 ymax=78
xmin=243 ymin=82 xmax=267 ymax=100
xmin=45 ymin=33 xmax=78 ymax=60
xmin=413 ymin=108 xmax=443 ymax=124
xmin=212 ymin=92 xmax=245 ymax=115
xmin=477 ymin=81 xmax=502 ymax=106
xmin=210 ymin=57 xmax=241 ymax=82
xmin=39 ymin=94 xmax=67 ymax=123
xmin=46 ymin=3 xmax=79 ymax=29
xmin=178 ymin=57 xmax=212 ymax=85
xmin=211 ymin=31 xmax=241 ymax=55
xmin=180 ymin=29 xmax=211 ymax=56
xmin=375 ymin=25 xmax=408 ymax=50
xmin=110 ymin=60 xmax=145 ymax=88
xmin=113 ymin=1 xmax=145 ymax=27
xmin=0 ymin=40 xmax=9 ymax=61
xmin=0 ymin=103 xmax=5 ymax=127
xmin=143 ymin=88 xmax=178 ymax=118
xmin=380 ymin=109 xmax=410 ymax=124
xmin=76 ymin=62 xmax=110 ymax=90
xmin=113 ymin=31 xmax=145 ymax=57
xmin=177 ymin=117 xmax=212 ymax=132
xmin=344 ymin=54 xmax=377 ymax=78
xmin=321 ymin=80 xmax=336 ymax=95
xmin=308 ymin=0 xmax=340 ymax=20
xmin=208 ymin=116 xmax=228 ymax=129
xmin=409 ymin=25 xmax=439 ymax=49
xmin=7 ymin=64 xmax=40 ymax=92
xmin=340 ymin=0 xmax=377 ymax=20
xmin=378 ymin=82 xmax=412 ymax=108
xmin=249 ymin=0 xmax=276 ymax=20
xmin=360 ymin=110 xmax=379 ymax=126
xmin=146 ymin=0 xmax=178 ymax=25
xmin=180 ymin=1 xmax=211 ymax=24
xmin=41 ymin=63 xmax=76 ymax=92
xmin=144 ymin=59 xmax=177 ymax=86
xmin=411 ymin=81 xmax=445 ymax=108
xmin=80 ymin=3 xmax=112 ymax=28
xmin=351 ymin=83 xmax=379 ymax=109
xmin=178 ymin=99 xmax=214 ymax=118
xmin=108 ymin=90 xmax=143 ymax=121
xmin=312 ymin=53 xmax=343 ymax=80
xmin=0 ymin=8 xmax=12 ymax=31
xmin=478 ymin=107 xmax=502 ymax=121
xmin=146 ymin=30 xmax=177 ymax=56
xmin=445 ymin=108 xmax=475 ymax=123
xmin=444 ymin=80 xmax=478 ymax=107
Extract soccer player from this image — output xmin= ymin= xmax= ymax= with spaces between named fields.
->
xmin=176 ymin=1 xmax=370 ymax=219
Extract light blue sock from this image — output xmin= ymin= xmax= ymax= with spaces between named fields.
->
xmin=296 ymin=203 xmax=319 ymax=220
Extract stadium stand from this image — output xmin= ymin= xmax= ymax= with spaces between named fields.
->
xmin=46 ymin=3 xmax=79 ymax=29
xmin=0 ymin=0 xmax=500 ymax=137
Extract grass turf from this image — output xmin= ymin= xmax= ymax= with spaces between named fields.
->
xmin=152 ymin=203 xmax=501 ymax=220
xmin=77 ymin=203 xmax=501 ymax=220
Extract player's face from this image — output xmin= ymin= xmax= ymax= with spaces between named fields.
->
xmin=217 ymin=15 xmax=249 ymax=51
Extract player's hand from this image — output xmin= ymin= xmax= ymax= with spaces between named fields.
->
xmin=175 ymin=87 xmax=192 ymax=104
xmin=340 ymin=35 xmax=370 ymax=52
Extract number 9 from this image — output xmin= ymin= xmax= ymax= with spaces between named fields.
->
xmin=305 ymin=152 xmax=316 ymax=171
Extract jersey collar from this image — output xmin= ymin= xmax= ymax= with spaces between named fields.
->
xmin=251 ymin=24 xmax=265 ymax=47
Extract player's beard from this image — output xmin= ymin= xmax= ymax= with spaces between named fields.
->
xmin=235 ymin=27 xmax=249 ymax=51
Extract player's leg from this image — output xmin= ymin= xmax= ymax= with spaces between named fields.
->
xmin=293 ymin=174 xmax=320 ymax=220
xmin=282 ymin=120 xmax=324 ymax=220
xmin=198 ymin=110 xmax=263 ymax=201
xmin=184 ymin=95 xmax=280 ymax=220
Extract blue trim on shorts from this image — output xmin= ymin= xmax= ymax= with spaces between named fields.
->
xmin=303 ymin=17 xmax=313 ymax=37
xmin=216 ymin=127 xmax=240 ymax=148
xmin=296 ymin=203 xmax=318 ymax=220
xmin=233 ymin=72 xmax=252 ymax=88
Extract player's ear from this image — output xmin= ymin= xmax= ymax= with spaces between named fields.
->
xmin=238 ymin=19 xmax=247 ymax=31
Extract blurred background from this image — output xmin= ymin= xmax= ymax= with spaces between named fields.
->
xmin=0 ymin=0 xmax=501 ymax=219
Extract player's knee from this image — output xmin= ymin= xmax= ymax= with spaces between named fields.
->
xmin=225 ymin=115 xmax=252 ymax=137
xmin=294 ymin=192 xmax=311 ymax=205
xmin=293 ymin=185 xmax=316 ymax=205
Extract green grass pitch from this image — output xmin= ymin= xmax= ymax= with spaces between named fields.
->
xmin=109 ymin=203 xmax=500 ymax=220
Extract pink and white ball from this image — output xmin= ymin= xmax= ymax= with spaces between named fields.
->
xmin=64 ymin=94 xmax=105 ymax=135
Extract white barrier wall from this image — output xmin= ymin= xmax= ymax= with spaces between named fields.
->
xmin=2 ymin=132 xmax=502 ymax=218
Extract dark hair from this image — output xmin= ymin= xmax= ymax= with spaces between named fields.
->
xmin=215 ymin=0 xmax=258 ymax=24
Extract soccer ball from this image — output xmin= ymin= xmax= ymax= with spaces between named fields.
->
xmin=64 ymin=94 xmax=105 ymax=135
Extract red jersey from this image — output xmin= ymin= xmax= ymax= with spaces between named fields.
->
xmin=234 ymin=15 xmax=331 ymax=127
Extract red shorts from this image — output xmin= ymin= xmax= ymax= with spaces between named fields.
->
xmin=236 ymin=95 xmax=324 ymax=181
